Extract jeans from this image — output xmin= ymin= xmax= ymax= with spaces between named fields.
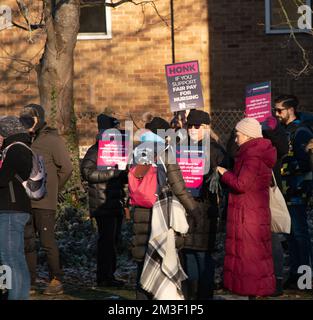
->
xmin=0 ymin=212 xmax=30 ymax=300
xmin=271 ymin=233 xmax=284 ymax=279
xmin=182 ymin=250 xmax=215 ymax=300
xmin=287 ymin=205 xmax=312 ymax=277
xmin=24 ymin=209 xmax=62 ymax=283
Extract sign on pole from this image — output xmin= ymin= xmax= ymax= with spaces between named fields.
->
xmin=245 ymin=81 xmax=271 ymax=122
xmin=165 ymin=60 xmax=204 ymax=112
xmin=97 ymin=129 xmax=130 ymax=170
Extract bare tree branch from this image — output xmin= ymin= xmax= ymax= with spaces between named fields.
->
xmin=80 ymin=0 xmax=169 ymax=27
xmin=278 ymin=0 xmax=313 ymax=78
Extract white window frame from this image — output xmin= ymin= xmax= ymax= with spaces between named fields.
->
xmin=78 ymin=3 xmax=112 ymax=40
xmin=265 ymin=0 xmax=312 ymax=34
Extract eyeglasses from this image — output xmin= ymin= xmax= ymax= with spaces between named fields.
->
xmin=188 ymin=124 xmax=203 ymax=129
xmin=273 ymin=108 xmax=287 ymax=114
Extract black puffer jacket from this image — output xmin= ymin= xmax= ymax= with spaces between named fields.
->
xmin=80 ymin=143 xmax=128 ymax=217
xmin=183 ymin=138 xmax=226 ymax=252
xmin=131 ymin=141 xmax=200 ymax=262
xmin=0 ymin=133 xmax=33 ymax=213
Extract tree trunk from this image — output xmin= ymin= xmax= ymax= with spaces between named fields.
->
xmin=37 ymin=0 xmax=82 ymax=205
xmin=37 ymin=0 xmax=80 ymax=135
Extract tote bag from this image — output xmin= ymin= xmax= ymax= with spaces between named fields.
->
xmin=270 ymin=172 xmax=291 ymax=234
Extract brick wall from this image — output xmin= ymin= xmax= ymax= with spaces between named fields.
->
xmin=0 ymin=0 xmax=209 ymax=147
xmin=208 ymin=0 xmax=313 ymax=112
xmin=2 ymin=0 xmax=312 ymax=149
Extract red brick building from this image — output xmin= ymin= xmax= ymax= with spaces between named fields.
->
xmin=1 ymin=0 xmax=312 ymax=150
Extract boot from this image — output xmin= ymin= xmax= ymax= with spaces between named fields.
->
xmin=43 ymin=277 xmax=64 ymax=295
xmin=271 ymin=278 xmax=284 ymax=297
xmin=186 ymin=280 xmax=198 ymax=300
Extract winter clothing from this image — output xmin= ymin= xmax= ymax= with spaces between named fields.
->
xmin=0 ymin=118 xmax=32 ymax=300
xmin=95 ymin=215 xmax=123 ymax=284
xmin=187 ymin=109 xmax=211 ymax=126
xmin=0 ymin=116 xmax=28 ymax=138
xmin=80 ymin=129 xmax=128 ymax=284
xmin=180 ymin=132 xmax=226 ymax=300
xmin=80 ymin=143 xmax=128 ymax=217
xmin=0 ymin=133 xmax=33 ymax=213
xmin=221 ymin=137 xmax=277 ymax=297
xmin=24 ymin=209 xmax=63 ymax=284
xmin=281 ymin=115 xmax=313 ymax=281
xmin=131 ymin=138 xmax=199 ymax=262
xmin=235 ymin=117 xmax=263 ymax=138
xmin=29 ymin=125 xmax=73 ymax=210
xmin=20 ymin=109 xmax=72 ymax=287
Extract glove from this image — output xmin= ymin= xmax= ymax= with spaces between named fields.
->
xmin=208 ymin=170 xmax=222 ymax=194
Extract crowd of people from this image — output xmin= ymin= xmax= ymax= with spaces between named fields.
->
xmin=0 ymin=94 xmax=312 ymax=300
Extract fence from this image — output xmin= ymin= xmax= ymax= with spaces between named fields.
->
xmin=210 ymin=109 xmax=244 ymax=144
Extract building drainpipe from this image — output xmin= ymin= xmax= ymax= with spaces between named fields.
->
xmin=170 ymin=0 xmax=175 ymax=64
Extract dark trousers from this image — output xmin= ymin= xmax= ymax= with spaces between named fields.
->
xmin=95 ymin=215 xmax=122 ymax=284
xmin=271 ymin=233 xmax=284 ymax=279
xmin=182 ymin=249 xmax=215 ymax=300
xmin=287 ymin=205 xmax=312 ymax=277
xmin=24 ymin=209 xmax=62 ymax=284
xmin=135 ymin=261 xmax=153 ymax=300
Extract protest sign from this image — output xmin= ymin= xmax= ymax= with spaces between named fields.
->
xmin=97 ymin=129 xmax=130 ymax=170
xmin=165 ymin=60 xmax=204 ymax=112
xmin=245 ymin=81 xmax=271 ymax=122
xmin=176 ymin=145 xmax=205 ymax=197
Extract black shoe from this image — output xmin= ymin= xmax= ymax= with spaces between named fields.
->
xmin=270 ymin=278 xmax=284 ymax=297
xmin=283 ymin=276 xmax=299 ymax=290
xmin=97 ymin=278 xmax=125 ymax=288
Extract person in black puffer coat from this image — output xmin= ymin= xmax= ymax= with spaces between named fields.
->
xmin=0 ymin=116 xmax=32 ymax=300
xmin=81 ymin=113 xmax=128 ymax=287
xmin=179 ymin=110 xmax=226 ymax=300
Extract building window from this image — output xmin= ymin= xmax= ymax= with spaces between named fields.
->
xmin=265 ymin=0 xmax=311 ymax=34
xmin=78 ymin=2 xmax=112 ymax=40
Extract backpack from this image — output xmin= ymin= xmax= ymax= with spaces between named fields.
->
xmin=128 ymin=164 xmax=158 ymax=208
xmin=128 ymin=145 xmax=168 ymax=208
xmin=2 ymin=142 xmax=47 ymax=201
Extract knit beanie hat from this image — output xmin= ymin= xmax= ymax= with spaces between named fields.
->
xmin=187 ymin=109 xmax=211 ymax=126
xmin=0 ymin=116 xmax=28 ymax=138
xmin=145 ymin=117 xmax=170 ymax=135
xmin=235 ymin=118 xmax=263 ymax=138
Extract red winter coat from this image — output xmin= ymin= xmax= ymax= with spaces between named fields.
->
xmin=221 ymin=138 xmax=277 ymax=297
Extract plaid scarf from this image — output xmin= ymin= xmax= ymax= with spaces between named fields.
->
xmin=140 ymin=191 xmax=188 ymax=300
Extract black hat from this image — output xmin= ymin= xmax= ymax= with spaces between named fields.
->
xmin=0 ymin=116 xmax=28 ymax=138
xmin=187 ymin=109 xmax=211 ymax=126
xmin=20 ymin=104 xmax=46 ymax=131
xmin=145 ymin=117 xmax=170 ymax=135
xmin=97 ymin=113 xmax=119 ymax=131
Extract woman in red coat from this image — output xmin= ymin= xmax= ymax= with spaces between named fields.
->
xmin=217 ymin=118 xmax=276 ymax=297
